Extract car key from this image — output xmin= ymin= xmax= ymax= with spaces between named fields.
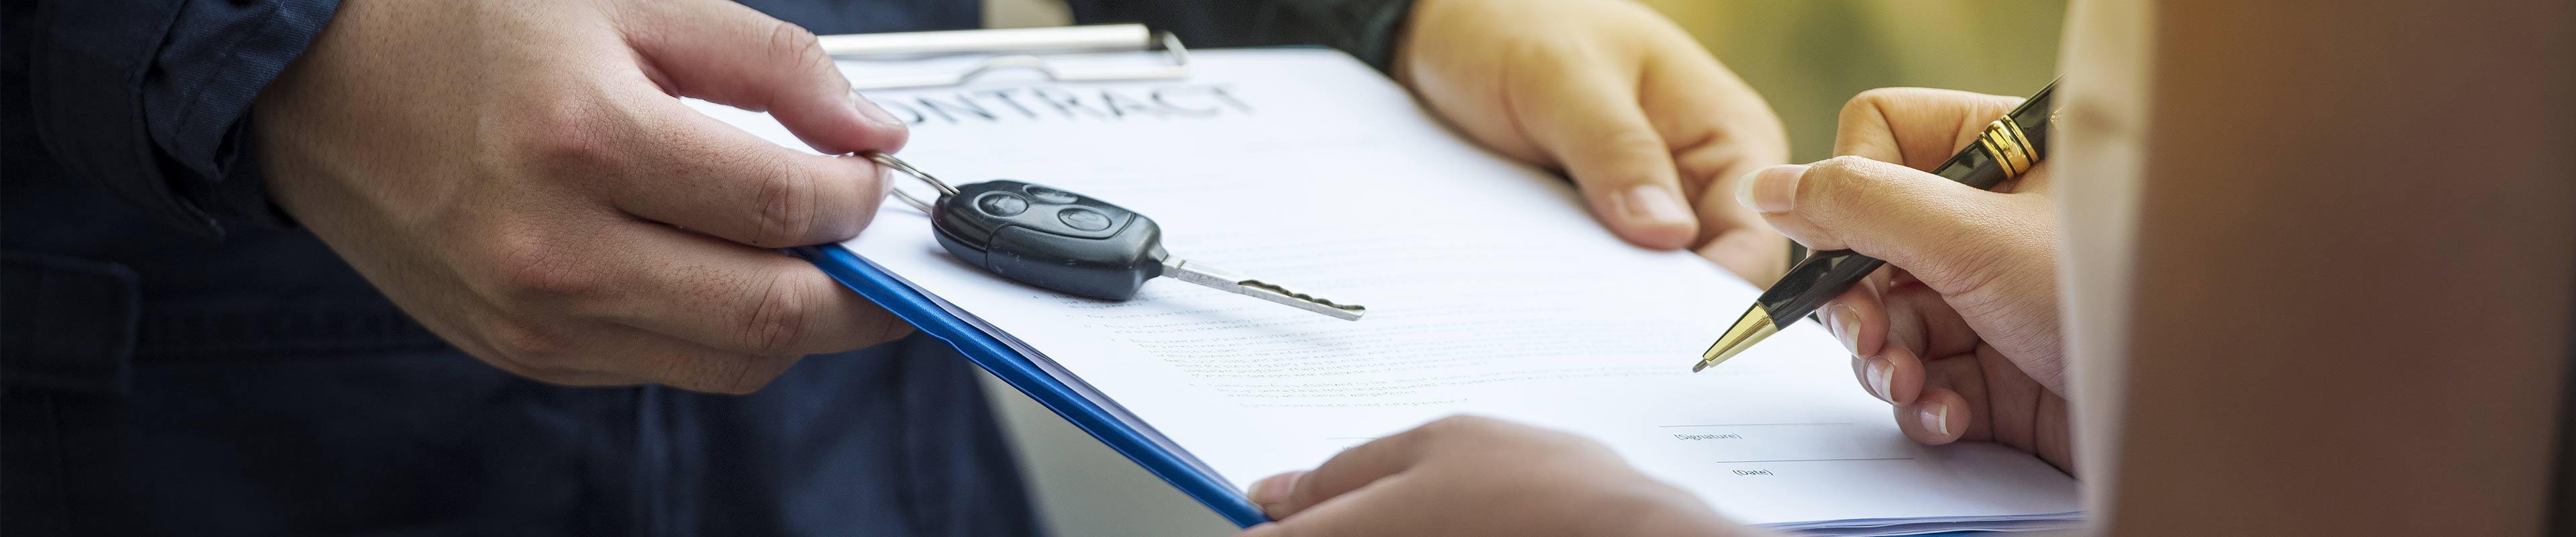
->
xmin=872 ymin=154 xmax=1365 ymax=321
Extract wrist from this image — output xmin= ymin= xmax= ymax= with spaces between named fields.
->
xmin=193 ymin=124 xmax=299 ymax=230
xmin=1388 ymin=0 xmax=1445 ymax=89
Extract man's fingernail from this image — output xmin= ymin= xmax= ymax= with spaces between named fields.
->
xmin=1248 ymin=471 xmax=1304 ymax=506
xmin=1734 ymin=164 xmax=1807 ymax=213
xmin=853 ymin=93 xmax=903 ymax=128
xmin=1825 ymin=303 xmax=1859 ymax=354
xmin=1864 ymin=358 xmax=1892 ymax=403
xmin=1919 ymin=401 xmax=1952 ymax=437
xmin=1617 ymin=185 xmax=1695 ymax=228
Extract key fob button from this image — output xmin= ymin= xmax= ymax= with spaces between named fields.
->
xmin=1023 ymin=185 xmax=1080 ymax=203
xmin=975 ymin=192 xmax=1030 ymax=217
xmin=1057 ymin=207 xmax=1113 ymax=231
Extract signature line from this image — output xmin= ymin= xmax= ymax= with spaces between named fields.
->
xmin=1710 ymin=456 xmax=1916 ymax=465
xmin=1656 ymin=422 xmax=1854 ymax=428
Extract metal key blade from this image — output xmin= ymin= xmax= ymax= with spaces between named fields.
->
xmin=1161 ymin=258 xmax=1366 ymax=321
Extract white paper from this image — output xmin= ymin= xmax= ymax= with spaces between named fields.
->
xmin=690 ymin=49 xmax=2080 ymax=535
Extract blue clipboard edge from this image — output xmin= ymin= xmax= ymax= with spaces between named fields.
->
xmin=793 ymin=244 xmax=1271 ymax=528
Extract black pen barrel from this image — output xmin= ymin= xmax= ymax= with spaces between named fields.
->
xmin=1755 ymin=251 xmax=1886 ymax=328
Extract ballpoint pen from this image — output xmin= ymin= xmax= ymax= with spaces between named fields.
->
xmin=1695 ymin=81 xmax=2059 ymax=373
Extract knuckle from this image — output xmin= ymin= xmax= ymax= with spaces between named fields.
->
xmin=1418 ymin=416 xmax=1599 ymax=455
xmin=742 ymin=273 xmax=814 ymax=355
xmin=1801 ymin=156 xmax=1880 ymax=208
xmin=1595 ymin=128 xmax=1667 ymax=157
xmin=1811 ymin=154 xmax=1880 ymax=175
xmin=1554 ymin=430 xmax=1618 ymax=456
xmin=1495 ymin=35 xmax=1559 ymax=66
xmin=1832 ymin=92 xmax=1907 ymax=160
xmin=511 ymin=97 xmax=622 ymax=173
xmin=1422 ymin=415 xmax=1502 ymax=438
xmin=763 ymin=21 xmax=830 ymax=76
xmin=1841 ymin=88 xmax=1910 ymax=119
xmin=750 ymin=160 xmax=820 ymax=247
xmin=1835 ymin=96 xmax=1883 ymax=136
xmin=488 ymin=230 xmax=597 ymax=300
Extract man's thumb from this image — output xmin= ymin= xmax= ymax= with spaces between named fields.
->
xmin=1735 ymin=156 xmax=2029 ymax=289
xmin=622 ymin=0 xmax=906 ymax=154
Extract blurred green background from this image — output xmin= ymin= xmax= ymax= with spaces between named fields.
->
xmin=993 ymin=0 xmax=2066 ymax=162
xmin=1644 ymin=0 xmax=2065 ymax=161
xmin=975 ymin=1 xmax=2065 ymax=535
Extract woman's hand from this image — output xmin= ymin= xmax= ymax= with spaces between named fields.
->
xmin=1397 ymin=0 xmax=1793 ymax=284
xmin=1239 ymin=416 xmax=1759 ymax=537
xmin=1733 ymin=88 xmax=2071 ymax=470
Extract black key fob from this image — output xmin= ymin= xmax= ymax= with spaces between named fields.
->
xmin=930 ymin=180 xmax=1169 ymax=300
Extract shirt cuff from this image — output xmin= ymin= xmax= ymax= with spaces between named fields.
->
xmin=144 ymin=0 xmax=341 ymax=231
xmin=1328 ymin=0 xmax=1417 ymax=75
xmin=1065 ymin=0 xmax=1418 ymax=75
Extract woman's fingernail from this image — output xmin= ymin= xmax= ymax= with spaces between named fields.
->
xmin=1734 ymin=164 xmax=1807 ymax=213
xmin=1825 ymin=303 xmax=1860 ymax=354
xmin=853 ymin=93 xmax=904 ymax=128
xmin=1919 ymin=401 xmax=1952 ymax=437
xmin=1618 ymin=185 xmax=1695 ymax=228
xmin=1864 ymin=358 xmax=1892 ymax=403
xmin=1248 ymin=471 xmax=1305 ymax=506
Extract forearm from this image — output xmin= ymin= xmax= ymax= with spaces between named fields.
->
xmin=1061 ymin=0 xmax=1415 ymax=72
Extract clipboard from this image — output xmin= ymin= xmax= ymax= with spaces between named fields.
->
xmin=825 ymin=24 xmax=1189 ymax=91
xmin=800 ymin=26 xmax=1269 ymax=529
xmin=693 ymin=42 xmax=2074 ymax=535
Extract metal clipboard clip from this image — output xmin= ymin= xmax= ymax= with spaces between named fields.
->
xmin=820 ymin=24 xmax=1189 ymax=91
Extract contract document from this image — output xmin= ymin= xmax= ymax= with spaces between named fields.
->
xmin=692 ymin=48 xmax=2081 ymax=536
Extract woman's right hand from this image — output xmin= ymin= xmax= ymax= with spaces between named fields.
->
xmin=1731 ymin=88 xmax=2072 ymax=471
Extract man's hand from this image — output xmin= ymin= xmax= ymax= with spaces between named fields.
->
xmin=1733 ymin=89 xmax=2071 ymax=470
xmin=1240 ymin=416 xmax=1758 ymax=537
xmin=1397 ymin=0 xmax=1792 ymax=283
xmin=254 ymin=0 xmax=912 ymax=393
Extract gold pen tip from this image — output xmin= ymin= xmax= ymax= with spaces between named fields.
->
xmin=1693 ymin=305 xmax=1780 ymax=373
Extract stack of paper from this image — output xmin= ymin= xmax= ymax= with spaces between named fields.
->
xmin=692 ymin=48 xmax=2081 ymax=536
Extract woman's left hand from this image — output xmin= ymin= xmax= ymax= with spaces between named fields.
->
xmin=1397 ymin=0 xmax=1792 ymax=284
xmin=1238 ymin=416 xmax=1764 ymax=537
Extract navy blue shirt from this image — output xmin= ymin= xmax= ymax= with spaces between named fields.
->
xmin=1 ymin=0 xmax=1406 ymax=534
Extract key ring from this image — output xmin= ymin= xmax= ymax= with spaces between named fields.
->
xmin=867 ymin=152 xmax=954 ymax=213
